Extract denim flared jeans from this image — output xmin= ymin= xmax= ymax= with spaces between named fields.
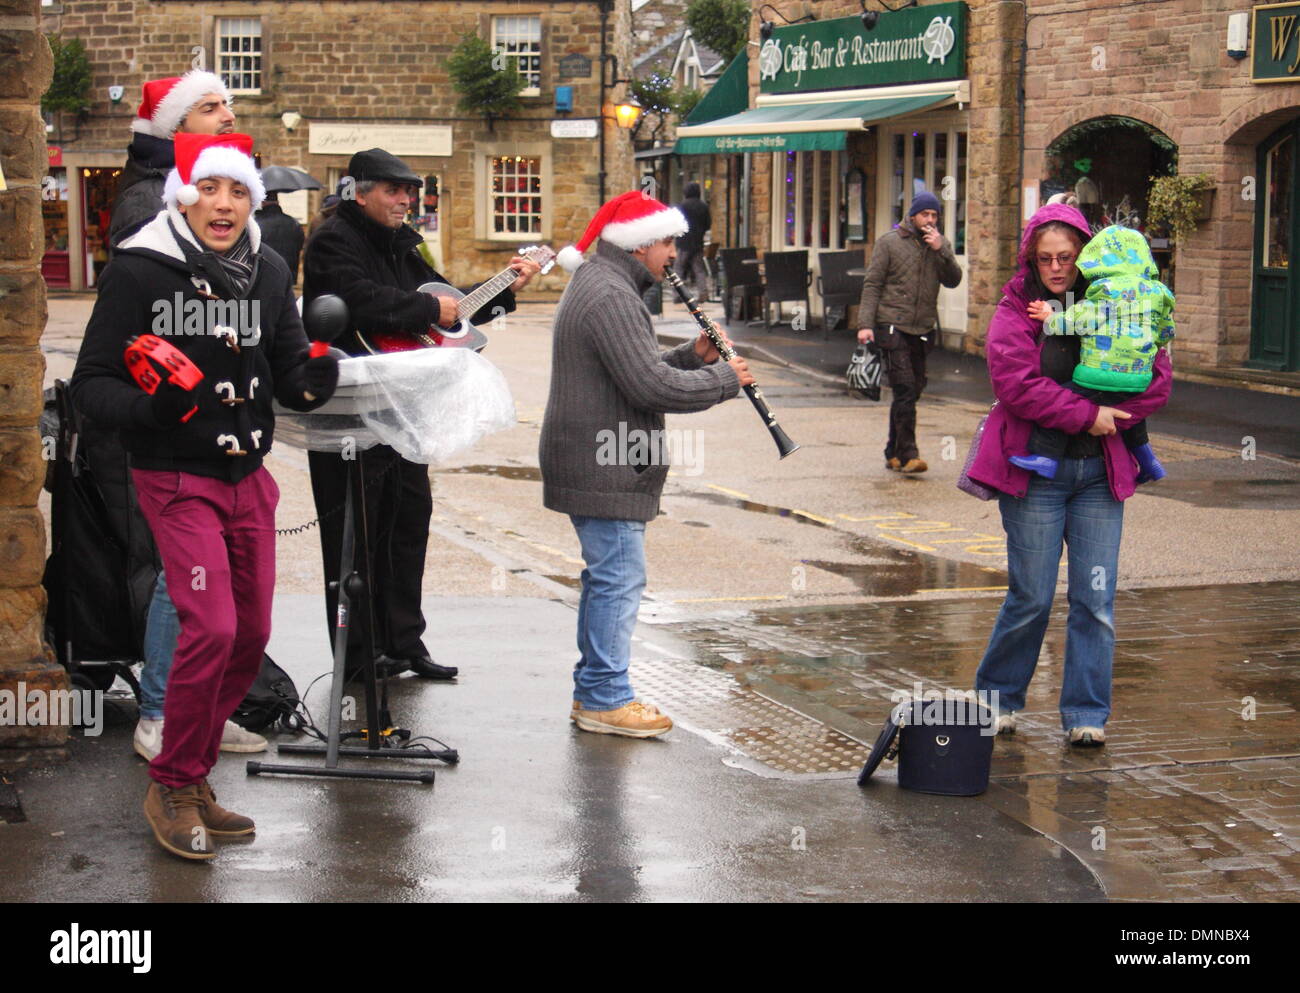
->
xmin=974 ymin=456 xmax=1124 ymax=731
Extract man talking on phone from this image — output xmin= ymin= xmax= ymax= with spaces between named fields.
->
xmin=856 ymin=191 xmax=962 ymax=474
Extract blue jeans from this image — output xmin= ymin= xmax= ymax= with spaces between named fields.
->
xmin=974 ymin=457 xmax=1124 ymax=731
xmin=570 ymin=516 xmax=646 ymax=711
xmin=139 ymin=570 xmax=179 ymax=720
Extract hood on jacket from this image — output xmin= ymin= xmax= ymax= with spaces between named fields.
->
xmin=118 ymin=204 xmax=262 ymax=266
xmin=683 ymin=182 xmax=701 ymax=199
xmin=1076 ymin=224 xmax=1159 ymax=281
xmin=1005 ymin=202 xmax=1093 ymax=302
xmin=125 ymin=131 xmax=176 ymax=173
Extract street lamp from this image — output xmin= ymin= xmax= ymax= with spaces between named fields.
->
xmin=758 ymin=4 xmax=817 ymax=42
xmin=613 ymin=97 xmax=642 ymax=130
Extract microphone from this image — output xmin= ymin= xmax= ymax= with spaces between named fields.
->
xmin=305 ymin=294 xmax=349 ymax=356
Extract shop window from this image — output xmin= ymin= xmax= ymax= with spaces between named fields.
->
xmin=887 ymin=126 xmax=966 ymax=253
xmin=492 ymin=16 xmax=542 ymax=96
xmin=1265 ymin=135 xmax=1292 ymax=269
xmin=489 ymin=154 xmax=544 ymax=238
xmin=777 ymin=150 xmax=847 ymax=251
xmin=217 ymin=17 xmax=263 ymax=94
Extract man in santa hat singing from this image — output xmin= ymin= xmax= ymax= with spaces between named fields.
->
xmin=541 ymin=191 xmax=753 ymax=738
xmin=110 ymin=70 xmax=236 ymax=247
xmin=71 ymin=133 xmax=338 ymax=860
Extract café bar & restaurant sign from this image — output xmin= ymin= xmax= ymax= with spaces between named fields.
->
xmin=759 ymin=2 xmax=967 ymax=94
xmin=1253 ymin=2 xmax=1300 ymax=82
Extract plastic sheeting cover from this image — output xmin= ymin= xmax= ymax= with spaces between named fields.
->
xmin=274 ymin=348 xmax=516 ymax=464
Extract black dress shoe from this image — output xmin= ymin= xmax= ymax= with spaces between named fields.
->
xmin=407 ymin=654 xmax=458 ymax=680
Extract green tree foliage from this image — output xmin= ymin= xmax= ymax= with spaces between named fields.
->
xmin=674 ymin=88 xmax=703 ymax=119
xmin=686 ymin=0 xmax=750 ymax=61
xmin=447 ymin=32 xmax=524 ymax=120
xmin=42 ymin=34 xmax=92 ymax=116
xmin=628 ymin=71 xmax=676 ymax=117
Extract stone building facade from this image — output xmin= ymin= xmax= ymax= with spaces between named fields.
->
xmin=40 ymin=0 xmax=638 ymax=292
xmin=681 ymin=0 xmax=1300 ymax=376
xmin=1 ymin=0 xmax=67 ymax=767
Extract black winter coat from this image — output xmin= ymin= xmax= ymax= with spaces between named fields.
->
xmin=70 ymin=208 xmax=328 ymax=483
xmin=256 ymin=202 xmax=305 ymax=283
xmin=675 ymin=194 xmax=711 ymax=252
xmin=109 ymin=133 xmax=173 ymax=248
xmin=302 ymin=199 xmax=515 ymax=356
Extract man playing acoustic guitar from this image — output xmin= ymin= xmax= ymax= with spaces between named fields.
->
xmin=303 ymin=147 xmax=540 ymax=681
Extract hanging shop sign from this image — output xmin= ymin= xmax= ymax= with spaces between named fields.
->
xmin=759 ymin=3 xmax=966 ymax=95
xmin=1252 ymin=2 xmax=1300 ymax=83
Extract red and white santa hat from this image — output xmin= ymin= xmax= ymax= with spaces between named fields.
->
xmin=132 ymin=71 xmax=233 ymax=139
xmin=557 ymin=190 xmax=688 ymax=272
xmin=163 ymin=132 xmax=265 ymax=210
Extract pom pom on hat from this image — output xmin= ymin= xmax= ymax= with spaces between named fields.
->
xmin=164 ymin=132 xmax=265 ymax=210
xmin=558 ymin=190 xmax=688 ymax=272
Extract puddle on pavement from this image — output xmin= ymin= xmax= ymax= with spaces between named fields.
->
xmin=438 ymin=464 xmax=542 ymax=482
xmin=683 ymin=490 xmax=1007 ymax=597
xmin=543 ymin=574 xmax=582 ymax=590
xmin=1144 ymin=477 xmax=1300 ymax=510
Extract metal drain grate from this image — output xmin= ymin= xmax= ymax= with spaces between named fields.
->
xmin=632 ymin=657 xmax=869 ymax=774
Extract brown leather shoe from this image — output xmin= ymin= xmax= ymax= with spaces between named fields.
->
xmin=144 ymin=782 xmax=216 ymax=860
xmin=573 ymin=701 xmax=673 ymax=738
xmin=885 ymin=457 xmax=903 ymax=471
xmin=899 ymin=458 xmax=929 ymax=473
xmin=198 ymin=779 xmax=255 ymax=837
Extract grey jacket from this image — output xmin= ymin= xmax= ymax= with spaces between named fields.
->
xmin=540 ymin=239 xmax=740 ymax=521
xmin=857 ymin=217 xmax=962 ymax=336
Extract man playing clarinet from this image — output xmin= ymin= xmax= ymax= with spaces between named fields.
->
xmin=303 ymin=148 xmax=540 ymax=682
xmin=541 ymin=191 xmax=753 ymax=738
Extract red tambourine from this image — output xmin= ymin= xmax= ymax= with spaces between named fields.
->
xmin=124 ymin=334 xmax=204 ymax=423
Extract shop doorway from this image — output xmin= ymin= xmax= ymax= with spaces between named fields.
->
xmin=80 ymin=166 xmax=121 ymax=288
xmin=1250 ymin=119 xmax=1298 ymax=372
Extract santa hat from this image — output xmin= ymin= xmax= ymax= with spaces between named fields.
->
xmin=557 ymin=190 xmax=688 ymax=272
xmin=163 ymin=132 xmax=265 ymax=210
xmin=132 ymin=71 xmax=233 ymax=139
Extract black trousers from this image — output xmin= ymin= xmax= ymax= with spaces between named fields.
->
xmin=880 ymin=328 xmax=931 ymax=463
xmin=1028 ymin=385 xmax=1149 ymax=460
xmin=307 ymin=445 xmax=432 ymax=665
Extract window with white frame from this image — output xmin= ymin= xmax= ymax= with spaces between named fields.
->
xmin=217 ymin=17 xmax=263 ymax=94
xmin=489 ymin=154 xmax=544 ymax=237
xmin=492 ymin=16 xmax=542 ymax=96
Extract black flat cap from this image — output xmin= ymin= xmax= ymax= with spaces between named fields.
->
xmin=346 ymin=148 xmax=422 ymax=187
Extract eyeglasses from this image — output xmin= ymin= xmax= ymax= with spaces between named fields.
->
xmin=1036 ymin=253 xmax=1077 ymax=269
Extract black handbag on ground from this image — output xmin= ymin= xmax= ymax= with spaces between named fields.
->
xmin=857 ymin=698 xmax=995 ymax=796
xmin=229 ymin=654 xmax=303 ymax=733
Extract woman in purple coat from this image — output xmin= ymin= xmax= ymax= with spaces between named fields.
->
xmin=966 ymin=203 xmax=1172 ymax=746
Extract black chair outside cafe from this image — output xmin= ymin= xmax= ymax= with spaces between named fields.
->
xmin=719 ymin=246 xmax=762 ymax=323
xmin=816 ymin=249 xmax=865 ymax=340
xmin=761 ymin=249 xmax=811 ymax=331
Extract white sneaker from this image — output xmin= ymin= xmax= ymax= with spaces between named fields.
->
xmin=995 ymin=712 xmax=1017 ymax=735
xmin=133 ymin=717 xmax=164 ymax=761
xmin=219 ymin=720 xmax=268 ymax=753
xmin=1068 ymin=725 xmax=1106 ymax=747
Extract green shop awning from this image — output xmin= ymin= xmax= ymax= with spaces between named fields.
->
xmin=682 ymin=52 xmax=748 ymax=126
xmin=674 ymin=91 xmax=951 ymax=156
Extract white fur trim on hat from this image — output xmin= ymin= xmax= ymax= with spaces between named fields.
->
xmin=557 ymin=245 xmax=585 ymax=272
xmin=600 ymin=207 xmax=688 ymax=251
xmin=144 ymin=71 xmax=232 ymax=138
xmin=163 ymin=145 xmax=266 ymax=210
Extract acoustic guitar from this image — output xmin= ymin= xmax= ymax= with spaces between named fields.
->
xmin=358 ymin=244 xmax=556 ymax=354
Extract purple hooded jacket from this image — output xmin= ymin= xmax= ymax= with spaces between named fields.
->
xmin=966 ymin=203 xmax=1172 ymax=502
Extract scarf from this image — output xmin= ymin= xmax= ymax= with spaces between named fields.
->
xmin=216 ymin=230 xmax=255 ymax=297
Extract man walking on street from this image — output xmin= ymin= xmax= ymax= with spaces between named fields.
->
xmin=543 ymin=191 xmax=751 ymax=738
xmin=674 ymin=182 xmax=712 ymax=299
xmin=857 ymin=191 xmax=962 ymax=473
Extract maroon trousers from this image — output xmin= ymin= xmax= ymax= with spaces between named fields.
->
xmin=132 ymin=467 xmax=279 ymax=788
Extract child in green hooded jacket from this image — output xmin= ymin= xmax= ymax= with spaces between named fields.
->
xmin=1013 ymin=224 xmax=1175 ymax=483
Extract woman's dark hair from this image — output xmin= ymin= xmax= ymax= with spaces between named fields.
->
xmin=1023 ymin=221 xmax=1088 ymax=302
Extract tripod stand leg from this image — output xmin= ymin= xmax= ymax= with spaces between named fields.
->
xmin=324 ymin=476 xmax=357 ymax=769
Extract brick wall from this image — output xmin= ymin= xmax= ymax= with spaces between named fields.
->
xmin=42 ymin=0 xmax=636 ymax=289
xmin=1023 ymin=0 xmax=1300 ymax=370
xmin=1 ymin=0 xmax=68 ymax=768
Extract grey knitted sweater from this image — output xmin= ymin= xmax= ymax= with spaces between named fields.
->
xmin=540 ymin=239 xmax=740 ymax=521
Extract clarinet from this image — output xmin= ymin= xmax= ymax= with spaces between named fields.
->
xmin=664 ymin=270 xmax=799 ymax=460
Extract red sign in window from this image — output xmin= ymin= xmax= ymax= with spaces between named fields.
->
xmin=47 ymin=145 xmax=63 ymax=167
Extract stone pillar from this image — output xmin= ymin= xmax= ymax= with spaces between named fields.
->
xmin=0 ymin=0 xmax=67 ymax=768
